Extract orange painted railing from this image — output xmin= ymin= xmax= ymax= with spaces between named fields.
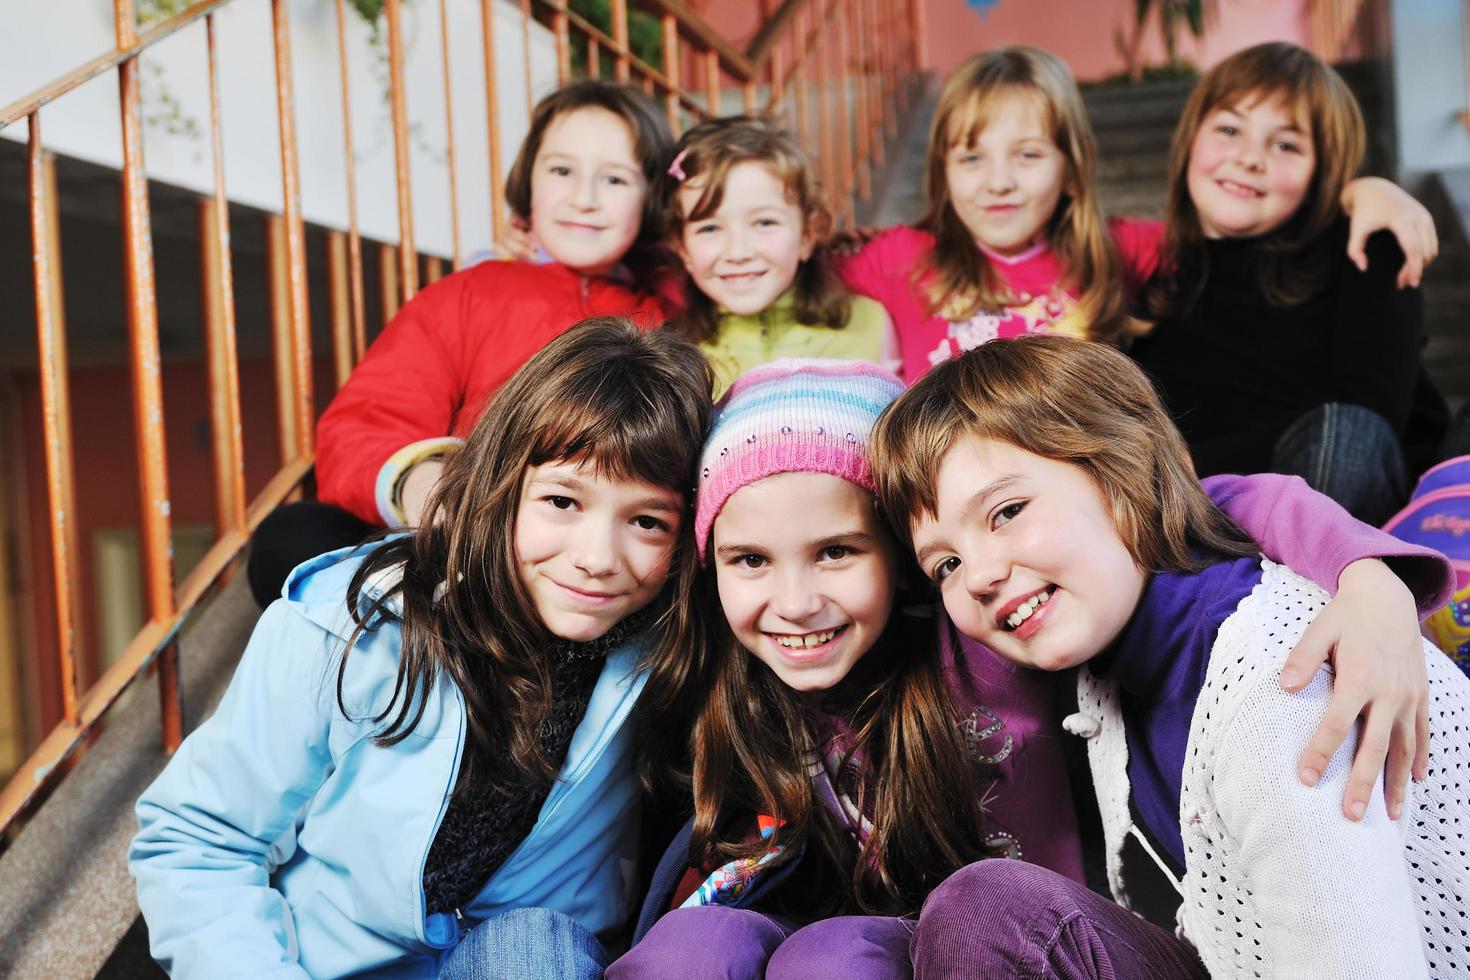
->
xmin=0 ymin=0 xmax=919 ymax=837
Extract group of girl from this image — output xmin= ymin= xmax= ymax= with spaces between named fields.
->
xmin=133 ymin=37 xmax=1467 ymax=980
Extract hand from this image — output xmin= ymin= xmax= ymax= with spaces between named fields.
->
xmin=1339 ymin=176 xmax=1438 ymax=288
xmin=1280 ymin=558 xmax=1428 ymax=821
xmin=824 ymin=225 xmax=880 ymax=258
xmin=492 ymin=214 xmax=539 ymax=263
xmin=399 ymin=459 xmax=446 ymax=527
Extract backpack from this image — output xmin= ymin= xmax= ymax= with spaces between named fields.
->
xmin=1384 ymin=456 xmax=1470 ymax=674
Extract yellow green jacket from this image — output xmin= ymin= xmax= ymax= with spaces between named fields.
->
xmin=699 ymin=292 xmax=898 ymax=397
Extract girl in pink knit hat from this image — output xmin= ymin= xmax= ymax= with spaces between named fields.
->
xmin=609 ymin=356 xmax=1452 ymax=979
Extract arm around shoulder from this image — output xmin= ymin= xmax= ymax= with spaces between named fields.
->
xmin=129 ymin=600 xmax=339 ymax=979
xmin=1209 ymin=664 xmax=1427 ymax=978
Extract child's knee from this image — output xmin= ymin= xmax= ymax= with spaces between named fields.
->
xmin=765 ymin=916 xmax=913 ymax=980
xmin=607 ymin=906 xmax=786 ymax=980
xmin=915 ymin=860 xmax=1081 ymax=959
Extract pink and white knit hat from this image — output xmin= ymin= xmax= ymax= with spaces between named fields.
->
xmin=694 ymin=358 xmax=907 ymax=562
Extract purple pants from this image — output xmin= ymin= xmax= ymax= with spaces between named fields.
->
xmin=606 ymin=860 xmax=1208 ymax=979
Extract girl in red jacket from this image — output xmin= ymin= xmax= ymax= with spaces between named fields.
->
xmin=248 ymin=80 xmax=676 ymax=605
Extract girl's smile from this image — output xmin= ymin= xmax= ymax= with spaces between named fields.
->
xmin=678 ymin=160 xmax=813 ymax=316
xmin=713 ymin=472 xmax=898 ymax=692
xmin=943 ymin=91 xmax=1069 ymax=257
xmin=1186 ymin=94 xmax=1316 ymax=239
xmin=515 ymin=459 xmax=683 ymax=641
xmin=529 ymin=106 xmax=648 ymax=275
xmin=910 ymin=436 xmax=1145 ymax=672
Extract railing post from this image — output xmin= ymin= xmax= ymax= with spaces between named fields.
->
xmin=334 ymin=0 xmax=367 ymax=366
xmin=704 ymin=49 xmax=720 ymax=115
xmin=661 ymin=13 xmax=680 ymax=134
xmin=116 ymin=0 xmax=181 ymax=752
xmin=28 ymin=114 xmax=82 ymax=729
xmin=520 ymin=0 xmax=534 ymax=117
xmin=481 ymin=0 xmax=507 ymax=246
xmin=611 ymin=0 xmax=630 ymax=81
xmin=552 ymin=7 xmax=570 ymax=84
xmin=201 ymin=14 xmax=247 ymax=536
xmin=271 ymin=0 xmax=314 ymax=457
xmin=852 ymin=0 xmax=872 ymax=200
xmin=440 ymin=0 xmax=463 ymax=269
xmin=385 ymin=0 xmax=418 ymax=304
xmin=265 ymin=214 xmax=299 ymax=464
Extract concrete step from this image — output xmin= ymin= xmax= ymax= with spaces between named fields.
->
xmin=0 ymin=569 xmax=262 ymax=978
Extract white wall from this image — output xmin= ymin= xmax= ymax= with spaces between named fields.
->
xmin=1 ymin=0 xmax=559 ymax=257
xmin=1390 ymin=0 xmax=1470 ymax=178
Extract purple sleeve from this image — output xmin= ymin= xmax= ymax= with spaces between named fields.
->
xmin=1204 ymin=472 xmax=1453 ymax=616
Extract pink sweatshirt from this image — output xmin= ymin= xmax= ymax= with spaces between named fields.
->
xmin=835 ymin=220 xmax=1164 ymax=381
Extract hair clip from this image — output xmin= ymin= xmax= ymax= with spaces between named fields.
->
xmin=667 ymin=148 xmax=689 ymax=182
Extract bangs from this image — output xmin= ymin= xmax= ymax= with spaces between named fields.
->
xmin=679 ymin=155 xmax=802 ymax=226
xmin=944 ymin=86 xmax=1055 ymax=151
xmin=528 ymin=372 xmax=698 ymax=493
xmin=1210 ymin=83 xmax=1313 ymax=134
xmin=873 ymin=375 xmax=971 ymax=533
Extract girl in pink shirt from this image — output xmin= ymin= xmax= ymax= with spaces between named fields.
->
xmin=837 ymin=46 xmax=1435 ymax=382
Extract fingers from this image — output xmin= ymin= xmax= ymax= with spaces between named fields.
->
xmin=1297 ymin=685 xmax=1364 ymax=792
xmin=1346 ymin=224 xmax=1370 ymax=273
xmin=1280 ymin=620 xmax=1330 ymax=691
xmin=1396 ymin=249 xmax=1424 ymax=290
xmin=1382 ymin=712 xmax=1415 ymax=821
xmin=1414 ymin=698 xmax=1430 ymax=782
xmin=1394 ymin=214 xmax=1437 ymax=288
xmin=1342 ymin=705 xmax=1394 ymax=822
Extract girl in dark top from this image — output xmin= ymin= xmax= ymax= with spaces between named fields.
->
xmin=1133 ymin=42 xmax=1446 ymax=524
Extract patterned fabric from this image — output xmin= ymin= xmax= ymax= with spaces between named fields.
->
xmin=679 ymin=815 xmax=798 ymax=910
xmin=693 ymin=358 xmax=905 ymax=559
xmin=422 ymin=613 xmax=645 ymax=914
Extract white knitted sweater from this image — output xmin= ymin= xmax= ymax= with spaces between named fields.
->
xmin=1069 ymin=559 xmax=1470 ymax=979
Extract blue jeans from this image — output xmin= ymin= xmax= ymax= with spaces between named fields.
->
xmin=1273 ymin=403 xmax=1408 ymax=526
xmin=439 ymin=907 xmax=609 ymax=980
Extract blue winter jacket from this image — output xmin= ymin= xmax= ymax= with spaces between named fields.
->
xmin=129 ymin=544 xmax=649 ymax=978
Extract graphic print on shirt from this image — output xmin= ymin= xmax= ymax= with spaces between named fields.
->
xmin=960 ymin=705 xmax=1022 ymax=861
xmin=928 ymin=289 xmax=1081 ymax=369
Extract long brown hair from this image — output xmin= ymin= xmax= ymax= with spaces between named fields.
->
xmin=688 ymin=600 xmax=991 ymax=917
xmin=871 ymin=334 xmax=1258 ymax=572
xmin=662 ymin=115 xmax=852 ymax=344
xmin=342 ymin=319 xmax=712 ymax=793
xmin=1147 ymin=42 xmax=1366 ymax=315
xmin=917 ymin=47 xmax=1141 ymax=345
xmin=505 ymin=80 xmax=674 ymax=248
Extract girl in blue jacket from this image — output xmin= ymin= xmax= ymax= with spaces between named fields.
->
xmin=129 ymin=319 xmax=712 ymax=979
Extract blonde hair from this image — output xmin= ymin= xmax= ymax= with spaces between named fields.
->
xmin=871 ymin=335 xmax=1257 ymax=572
xmin=662 ymin=115 xmax=851 ymax=344
xmin=918 ymin=47 xmax=1141 ymax=345
xmin=1150 ymin=42 xmax=1366 ymax=313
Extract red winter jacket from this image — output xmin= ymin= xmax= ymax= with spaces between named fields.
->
xmin=316 ymin=260 xmax=669 ymax=525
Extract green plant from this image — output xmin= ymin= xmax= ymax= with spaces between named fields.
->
xmin=1115 ymin=0 xmax=1217 ymax=83
xmin=568 ymin=0 xmax=663 ymax=76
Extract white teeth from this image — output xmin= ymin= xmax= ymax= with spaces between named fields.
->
xmin=1005 ymin=589 xmax=1052 ymax=630
xmin=774 ymin=628 xmax=839 ymax=649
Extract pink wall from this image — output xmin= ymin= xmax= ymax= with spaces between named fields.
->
xmin=919 ymin=0 xmax=1319 ymax=81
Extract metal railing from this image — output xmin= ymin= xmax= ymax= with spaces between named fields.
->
xmin=0 ymin=0 xmax=920 ymax=837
